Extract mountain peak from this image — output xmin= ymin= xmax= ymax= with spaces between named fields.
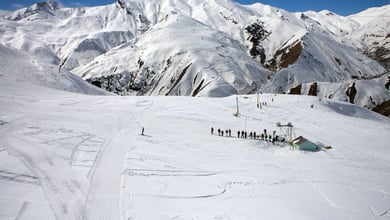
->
xmin=6 ymin=0 xmax=61 ymax=21
xmin=0 ymin=0 xmax=389 ymax=114
xmin=34 ymin=0 xmax=61 ymax=11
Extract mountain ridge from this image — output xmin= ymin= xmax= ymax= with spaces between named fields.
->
xmin=0 ymin=0 xmax=389 ymax=114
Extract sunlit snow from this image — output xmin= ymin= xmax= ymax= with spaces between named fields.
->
xmin=1 ymin=41 xmax=390 ymax=220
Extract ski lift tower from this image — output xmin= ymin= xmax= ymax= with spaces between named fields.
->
xmin=233 ymin=96 xmax=240 ymax=117
xmin=276 ymin=122 xmax=294 ymax=145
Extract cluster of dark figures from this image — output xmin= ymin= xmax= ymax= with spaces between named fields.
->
xmin=211 ymin=128 xmax=232 ymax=137
xmin=211 ymin=127 xmax=284 ymax=145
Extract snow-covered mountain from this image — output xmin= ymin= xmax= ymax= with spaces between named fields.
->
xmin=0 ymin=0 xmax=389 ymax=114
xmin=1 ymin=3 xmax=390 ymax=219
xmin=1 ymin=43 xmax=390 ymax=219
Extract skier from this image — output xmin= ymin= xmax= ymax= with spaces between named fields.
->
xmin=238 ymin=130 xmax=240 ymax=138
xmin=141 ymin=127 xmax=144 ymax=136
xmin=211 ymin=127 xmax=214 ymax=135
xmin=218 ymin=129 xmax=221 ymax=136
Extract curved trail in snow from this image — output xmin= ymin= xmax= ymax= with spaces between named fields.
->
xmin=84 ymin=125 xmax=133 ymax=220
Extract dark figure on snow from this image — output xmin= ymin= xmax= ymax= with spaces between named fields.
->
xmin=142 ymin=127 xmax=144 ymax=136
xmin=254 ymin=132 xmax=256 ymax=139
xmin=241 ymin=131 xmax=245 ymax=138
xmin=261 ymin=133 xmax=264 ymax=140
xmin=238 ymin=131 xmax=240 ymax=138
xmin=346 ymin=82 xmax=357 ymax=104
xmin=245 ymin=132 xmax=247 ymax=139
xmin=249 ymin=132 xmax=252 ymax=139
xmin=221 ymin=130 xmax=224 ymax=136
xmin=218 ymin=129 xmax=221 ymax=136
xmin=229 ymin=129 xmax=231 ymax=137
xmin=211 ymin=127 xmax=214 ymax=135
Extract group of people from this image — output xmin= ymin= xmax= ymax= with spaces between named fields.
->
xmin=211 ymin=127 xmax=283 ymax=144
xmin=211 ymin=127 xmax=232 ymax=137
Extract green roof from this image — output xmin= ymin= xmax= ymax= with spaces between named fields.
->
xmin=292 ymin=137 xmax=320 ymax=152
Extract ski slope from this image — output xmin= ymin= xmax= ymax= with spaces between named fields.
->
xmin=1 ymin=69 xmax=390 ymax=220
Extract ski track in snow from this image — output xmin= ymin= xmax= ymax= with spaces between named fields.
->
xmin=1 ymin=76 xmax=390 ymax=219
xmin=84 ymin=125 xmax=129 ymax=219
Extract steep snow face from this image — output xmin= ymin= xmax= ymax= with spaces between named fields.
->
xmin=0 ymin=44 xmax=107 ymax=95
xmin=0 ymin=0 xmax=389 ymax=110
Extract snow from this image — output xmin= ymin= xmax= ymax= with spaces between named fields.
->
xmin=0 ymin=44 xmax=108 ymax=96
xmin=1 ymin=46 xmax=390 ymax=219
xmin=0 ymin=0 xmax=388 ymax=108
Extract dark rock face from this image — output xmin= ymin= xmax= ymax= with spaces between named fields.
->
xmin=308 ymin=82 xmax=318 ymax=96
xmin=362 ymin=34 xmax=390 ymax=70
xmin=87 ymin=71 xmax=152 ymax=96
xmin=268 ymin=39 xmax=303 ymax=72
xmin=372 ymin=100 xmax=390 ymax=117
xmin=245 ymin=21 xmax=271 ymax=64
xmin=289 ymin=84 xmax=302 ymax=95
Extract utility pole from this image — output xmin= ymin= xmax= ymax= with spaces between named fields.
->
xmin=234 ymin=96 xmax=239 ymax=116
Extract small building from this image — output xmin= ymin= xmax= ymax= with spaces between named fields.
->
xmin=292 ymin=136 xmax=320 ymax=152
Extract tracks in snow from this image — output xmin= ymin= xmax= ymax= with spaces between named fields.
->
xmin=84 ymin=125 xmax=134 ymax=220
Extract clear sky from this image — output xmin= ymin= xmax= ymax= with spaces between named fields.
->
xmin=1 ymin=0 xmax=389 ymax=16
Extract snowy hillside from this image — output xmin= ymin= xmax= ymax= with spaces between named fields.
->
xmin=349 ymin=5 xmax=390 ymax=69
xmin=0 ymin=44 xmax=107 ymax=95
xmin=0 ymin=0 xmax=389 ymax=113
xmin=1 ymin=53 xmax=390 ymax=219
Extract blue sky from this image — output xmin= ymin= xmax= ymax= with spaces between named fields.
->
xmin=1 ymin=0 xmax=389 ymax=15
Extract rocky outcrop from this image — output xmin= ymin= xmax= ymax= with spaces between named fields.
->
xmin=267 ymin=39 xmax=303 ymax=71
xmin=245 ymin=21 xmax=271 ymax=64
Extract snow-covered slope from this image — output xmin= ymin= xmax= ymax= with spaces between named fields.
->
xmin=0 ymin=0 xmax=389 ymax=112
xmin=1 ymin=58 xmax=390 ymax=219
xmin=349 ymin=5 xmax=390 ymax=69
xmin=0 ymin=44 xmax=108 ymax=95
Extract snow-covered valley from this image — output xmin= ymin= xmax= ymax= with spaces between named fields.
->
xmin=1 ymin=44 xmax=390 ymax=219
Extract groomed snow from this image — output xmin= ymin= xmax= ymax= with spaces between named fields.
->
xmin=1 ymin=64 xmax=390 ymax=219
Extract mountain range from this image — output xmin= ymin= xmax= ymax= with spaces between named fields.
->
xmin=0 ymin=0 xmax=389 ymax=115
